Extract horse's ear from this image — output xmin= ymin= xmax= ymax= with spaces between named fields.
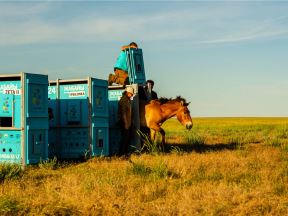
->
xmin=184 ymin=102 xmax=190 ymax=106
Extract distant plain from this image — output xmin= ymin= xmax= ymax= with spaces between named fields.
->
xmin=0 ymin=117 xmax=288 ymax=215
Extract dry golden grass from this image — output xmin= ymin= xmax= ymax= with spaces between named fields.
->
xmin=0 ymin=118 xmax=288 ymax=215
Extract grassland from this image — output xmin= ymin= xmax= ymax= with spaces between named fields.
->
xmin=1 ymin=117 xmax=288 ymax=215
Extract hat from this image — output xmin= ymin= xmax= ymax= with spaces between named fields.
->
xmin=126 ymin=86 xmax=134 ymax=95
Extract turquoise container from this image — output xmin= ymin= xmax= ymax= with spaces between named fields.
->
xmin=48 ymin=78 xmax=109 ymax=159
xmin=125 ymin=48 xmax=146 ymax=85
xmin=0 ymin=72 xmax=48 ymax=165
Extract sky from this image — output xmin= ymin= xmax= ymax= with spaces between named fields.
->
xmin=0 ymin=1 xmax=288 ymax=117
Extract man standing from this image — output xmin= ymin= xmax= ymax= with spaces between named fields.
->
xmin=144 ymin=80 xmax=158 ymax=101
xmin=108 ymin=42 xmax=138 ymax=86
xmin=118 ymin=86 xmax=134 ymax=155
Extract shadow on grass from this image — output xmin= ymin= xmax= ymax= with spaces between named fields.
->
xmin=165 ymin=142 xmax=239 ymax=153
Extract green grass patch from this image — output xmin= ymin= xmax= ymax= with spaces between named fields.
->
xmin=0 ymin=197 xmax=24 ymax=215
xmin=0 ymin=163 xmax=23 ymax=182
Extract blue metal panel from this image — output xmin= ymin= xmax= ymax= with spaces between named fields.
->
xmin=59 ymin=128 xmax=89 ymax=159
xmin=91 ymin=78 xmax=109 ymax=156
xmin=91 ymin=79 xmax=108 ymax=118
xmin=125 ymin=48 xmax=146 ymax=84
xmin=26 ymin=129 xmax=48 ymax=164
xmin=108 ymin=89 xmax=123 ymax=126
xmin=92 ymin=126 xmax=109 ymax=156
xmin=58 ymin=99 xmax=89 ymax=126
xmin=14 ymin=97 xmax=21 ymax=128
xmin=59 ymin=84 xmax=89 ymax=126
xmin=0 ymin=131 xmax=21 ymax=163
xmin=24 ymin=73 xmax=49 ymax=164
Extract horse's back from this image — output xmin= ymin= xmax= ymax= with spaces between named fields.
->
xmin=139 ymin=99 xmax=161 ymax=127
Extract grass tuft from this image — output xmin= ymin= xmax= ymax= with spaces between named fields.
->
xmin=38 ymin=157 xmax=59 ymax=170
xmin=0 ymin=163 xmax=23 ymax=182
xmin=137 ymin=130 xmax=162 ymax=155
xmin=0 ymin=197 xmax=24 ymax=215
xmin=128 ymin=158 xmax=176 ymax=179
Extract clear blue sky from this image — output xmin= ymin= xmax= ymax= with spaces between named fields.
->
xmin=1 ymin=1 xmax=288 ymax=117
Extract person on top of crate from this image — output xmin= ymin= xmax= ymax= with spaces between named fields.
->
xmin=118 ymin=86 xmax=135 ymax=155
xmin=108 ymin=42 xmax=138 ymax=86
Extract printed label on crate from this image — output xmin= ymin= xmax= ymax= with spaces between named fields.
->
xmin=63 ymin=85 xmax=87 ymax=98
xmin=0 ymin=154 xmax=20 ymax=159
xmin=68 ymin=91 xmax=85 ymax=97
xmin=0 ymin=83 xmax=21 ymax=95
xmin=48 ymin=86 xmax=56 ymax=95
xmin=108 ymin=90 xmax=123 ymax=100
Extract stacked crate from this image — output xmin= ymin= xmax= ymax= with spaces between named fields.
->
xmin=0 ymin=72 xmax=48 ymax=165
xmin=48 ymin=78 xmax=109 ymax=159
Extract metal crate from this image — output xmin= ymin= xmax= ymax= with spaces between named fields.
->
xmin=125 ymin=48 xmax=146 ymax=85
xmin=48 ymin=77 xmax=109 ymax=159
xmin=0 ymin=72 xmax=48 ymax=165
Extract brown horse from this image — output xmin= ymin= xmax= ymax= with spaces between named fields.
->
xmin=140 ymin=96 xmax=193 ymax=149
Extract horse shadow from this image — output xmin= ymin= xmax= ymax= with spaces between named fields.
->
xmin=164 ymin=142 xmax=239 ymax=154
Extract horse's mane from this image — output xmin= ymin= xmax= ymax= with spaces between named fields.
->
xmin=155 ymin=96 xmax=187 ymax=105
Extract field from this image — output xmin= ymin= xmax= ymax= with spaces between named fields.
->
xmin=1 ymin=118 xmax=288 ymax=215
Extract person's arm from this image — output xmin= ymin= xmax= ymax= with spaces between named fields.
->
xmin=153 ymin=91 xmax=158 ymax=100
xmin=121 ymin=44 xmax=138 ymax=51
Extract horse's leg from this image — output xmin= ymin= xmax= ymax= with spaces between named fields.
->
xmin=148 ymin=123 xmax=165 ymax=151
xmin=150 ymin=128 xmax=156 ymax=143
xmin=159 ymin=128 xmax=165 ymax=151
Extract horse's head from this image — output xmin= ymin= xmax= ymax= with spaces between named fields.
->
xmin=176 ymin=101 xmax=193 ymax=130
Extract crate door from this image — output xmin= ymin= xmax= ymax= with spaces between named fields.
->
xmin=126 ymin=48 xmax=146 ymax=84
xmin=91 ymin=79 xmax=108 ymax=118
xmin=91 ymin=79 xmax=109 ymax=156
xmin=92 ymin=126 xmax=109 ymax=156
xmin=25 ymin=74 xmax=48 ymax=164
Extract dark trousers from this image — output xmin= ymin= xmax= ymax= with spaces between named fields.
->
xmin=119 ymin=128 xmax=132 ymax=155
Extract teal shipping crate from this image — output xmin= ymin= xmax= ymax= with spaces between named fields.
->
xmin=48 ymin=78 xmax=109 ymax=159
xmin=0 ymin=72 xmax=48 ymax=165
xmin=125 ymin=48 xmax=146 ymax=85
xmin=108 ymin=84 xmax=140 ymax=155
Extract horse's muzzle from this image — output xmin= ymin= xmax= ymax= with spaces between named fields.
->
xmin=186 ymin=123 xmax=193 ymax=130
